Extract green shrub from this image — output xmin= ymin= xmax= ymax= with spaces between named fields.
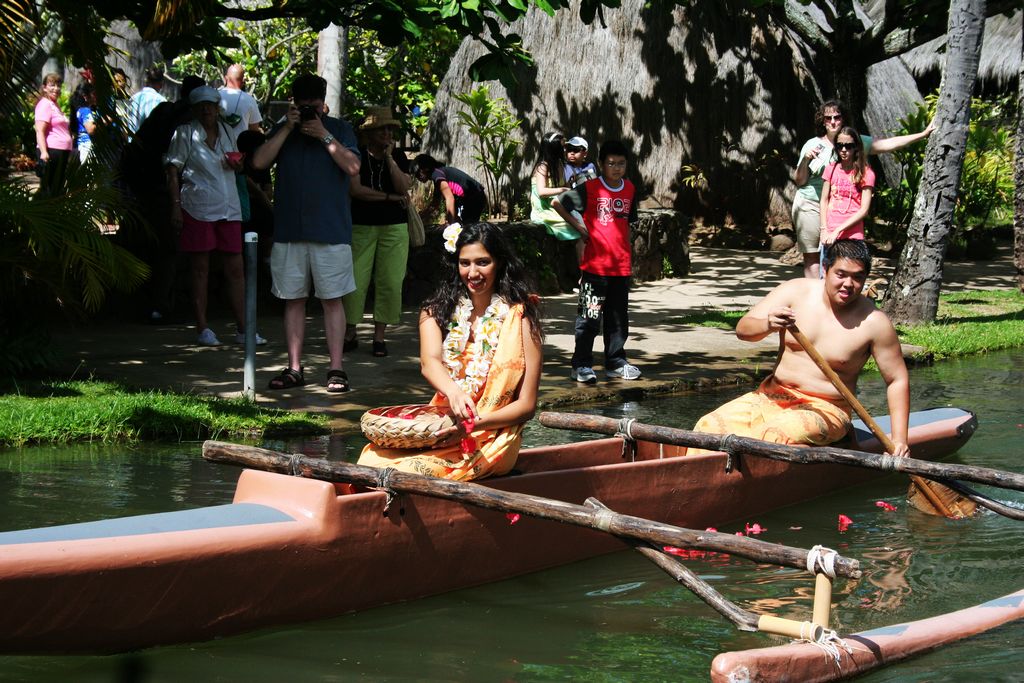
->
xmin=873 ymin=93 xmax=1015 ymax=255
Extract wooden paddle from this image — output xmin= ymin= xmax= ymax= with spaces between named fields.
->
xmin=787 ymin=325 xmax=977 ymax=519
xmin=202 ymin=440 xmax=862 ymax=578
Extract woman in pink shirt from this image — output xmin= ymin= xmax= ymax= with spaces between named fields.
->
xmin=819 ymin=126 xmax=875 ymax=259
xmin=34 ymin=73 xmax=73 ymax=196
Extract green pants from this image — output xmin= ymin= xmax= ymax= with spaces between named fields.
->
xmin=343 ymin=222 xmax=409 ymax=326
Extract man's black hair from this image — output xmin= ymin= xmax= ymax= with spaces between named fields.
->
xmin=144 ymin=67 xmax=164 ymax=86
xmin=823 ymin=239 xmax=872 ymax=277
xmin=598 ymin=140 xmax=628 ymax=163
xmin=179 ymin=75 xmax=204 ymax=102
xmin=292 ymin=74 xmax=327 ymax=102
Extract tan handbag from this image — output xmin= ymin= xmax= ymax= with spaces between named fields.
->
xmin=407 ymin=197 xmax=426 ymax=247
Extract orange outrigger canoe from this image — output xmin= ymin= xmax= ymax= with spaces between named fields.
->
xmin=0 ymin=408 xmax=978 ymax=656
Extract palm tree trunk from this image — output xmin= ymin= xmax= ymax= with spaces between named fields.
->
xmin=882 ymin=0 xmax=986 ymax=325
xmin=1014 ymin=11 xmax=1024 ymax=292
xmin=318 ymin=23 xmax=345 ymax=116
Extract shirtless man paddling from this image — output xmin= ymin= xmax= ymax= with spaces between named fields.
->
xmin=692 ymin=239 xmax=909 ymax=456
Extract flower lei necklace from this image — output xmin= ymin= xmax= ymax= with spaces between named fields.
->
xmin=444 ymin=294 xmax=510 ymax=397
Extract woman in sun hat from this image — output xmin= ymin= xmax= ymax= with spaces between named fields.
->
xmin=343 ymin=105 xmax=413 ymax=358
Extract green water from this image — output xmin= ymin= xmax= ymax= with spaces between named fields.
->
xmin=1 ymin=351 xmax=1023 ymax=681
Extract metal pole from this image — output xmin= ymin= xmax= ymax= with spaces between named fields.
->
xmin=243 ymin=231 xmax=258 ymax=402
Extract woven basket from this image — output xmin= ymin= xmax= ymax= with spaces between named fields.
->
xmin=360 ymin=404 xmax=455 ymax=449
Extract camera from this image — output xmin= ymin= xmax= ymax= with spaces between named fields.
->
xmin=298 ymin=104 xmax=319 ymax=121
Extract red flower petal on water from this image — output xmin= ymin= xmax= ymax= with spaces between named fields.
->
xmin=875 ymin=501 xmax=897 ymax=512
xmin=505 ymin=513 xmax=521 ymax=525
xmin=705 ymin=527 xmax=717 ymax=533
xmin=745 ymin=523 xmax=767 ymax=535
xmin=663 ymin=545 xmax=687 ymax=557
xmin=838 ymin=514 xmax=853 ymax=532
xmin=735 ymin=531 xmax=745 ymax=536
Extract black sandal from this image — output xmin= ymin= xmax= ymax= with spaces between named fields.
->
xmin=372 ymin=341 xmax=388 ymax=357
xmin=326 ymin=368 xmax=350 ymax=393
xmin=343 ymin=335 xmax=358 ymax=353
xmin=268 ymin=367 xmax=304 ymax=390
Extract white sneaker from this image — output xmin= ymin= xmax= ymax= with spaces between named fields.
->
xmin=235 ymin=332 xmax=267 ymax=345
xmin=606 ymin=363 xmax=642 ymax=380
xmin=197 ymin=328 xmax=221 ymax=346
xmin=571 ymin=366 xmax=598 ymax=384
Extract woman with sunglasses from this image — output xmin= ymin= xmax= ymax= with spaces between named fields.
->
xmin=819 ymin=127 xmax=874 ymax=261
xmin=792 ymin=99 xmax=935 ymax=278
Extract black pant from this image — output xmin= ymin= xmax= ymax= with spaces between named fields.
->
xmin=456 ymin=194 xmax=484 ymax=223
xmin=572 ymin=272 xmax=630 ymax=370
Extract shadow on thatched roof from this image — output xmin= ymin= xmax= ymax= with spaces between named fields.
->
xmin=900 ymin=10 xmax=1022 ymax=88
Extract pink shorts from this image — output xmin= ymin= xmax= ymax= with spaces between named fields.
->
xmin=180 ymin=211 xmax=242 ymax=253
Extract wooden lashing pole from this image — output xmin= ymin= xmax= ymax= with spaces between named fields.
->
xmin=584 ymin=499 xmax=828 ymax=642
xmin=537 ymin=412 xmax=1024 ymax=520
xmin=202 ymin=441 xmax=863 ymax=578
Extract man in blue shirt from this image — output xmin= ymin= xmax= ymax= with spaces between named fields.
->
xmin=126 ymin=67 xmax=167 ymax=139
xmin=252 ymin=74 xmax=361 ymax=393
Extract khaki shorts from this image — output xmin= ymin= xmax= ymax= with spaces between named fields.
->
xmin=791 ymin=193 xmax=822 ymax=254
xmin=270 ymin=241 xmax=356 ymax=300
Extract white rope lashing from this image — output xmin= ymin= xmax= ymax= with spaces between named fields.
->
xmin=806 ymin=544 xmax=838 ymax=579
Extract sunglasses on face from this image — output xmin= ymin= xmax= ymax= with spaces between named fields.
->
xmin=835 ymin=142 xmax=857 ymax=151
xmin=824 ymin=114 xmax=842 ymax=122
xmin=566 ymin=146 xmax=585 ymax=153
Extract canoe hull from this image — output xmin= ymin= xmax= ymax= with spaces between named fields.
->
xmin=0 ymin=408 xmax=977 ymax=653
xmin=710 ymin=589 xmax=1024 ymax=683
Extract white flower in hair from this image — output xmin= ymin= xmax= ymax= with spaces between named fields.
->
xmin=443 ymin=222 xmax=463 ymax=253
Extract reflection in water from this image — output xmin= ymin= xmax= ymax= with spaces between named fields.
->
xmin=0 ymin=351 xmax=1022 ymax=681
xmin=860 ymin=546 xmax=914 ymax=612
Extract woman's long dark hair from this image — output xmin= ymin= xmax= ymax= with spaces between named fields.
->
xmin=412 ymin=153 xmax=442 ymax=176
xmin=68 ymin=82 xmax=95 ymax=122
xmin=533 ymin=132 xmax=565 ymax=188
xmin=423 ymin=223 xmax=542 ymax=342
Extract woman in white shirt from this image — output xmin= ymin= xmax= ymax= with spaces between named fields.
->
xmin=165 ymin=86 xmax=263 ymax=347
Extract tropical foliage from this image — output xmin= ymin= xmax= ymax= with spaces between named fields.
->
xmin=873 ymin=92 xmax=1016 ymax=254
xmin=171 ymin=19 xmax=319 ymax=106
xmin=171 ymin=19 xmax=459 ymax=133
xmin=453 ymin=85 xmax=520 ymax=218
xmin=1 ymin=0 xmax=148 ymax=375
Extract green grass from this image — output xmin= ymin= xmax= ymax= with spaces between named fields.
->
xmin=0 ymin=380 xmax=329 ymax=447
xmin=670 ymin=290 xmax=1024 ymax=359
xmin=896 ymin=289 xmax=1024 ymax=357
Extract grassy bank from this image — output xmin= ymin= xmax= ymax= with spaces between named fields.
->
xmin=671 ymin=289 xmax=1024 ymax=357
xmin=0 ymin=380 xmax=328 ymax=447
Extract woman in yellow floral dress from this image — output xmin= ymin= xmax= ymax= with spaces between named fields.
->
xmin=357 ymin=223 xmax=543 ymax=480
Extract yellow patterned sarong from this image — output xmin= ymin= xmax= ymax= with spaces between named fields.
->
xmin=357 ymin=304 xmax=527 ymax=481
xmin=687 ymin=375 xmax=852 ymax=455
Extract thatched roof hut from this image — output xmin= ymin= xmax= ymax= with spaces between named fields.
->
xmin=423 ymin=0 xmax=927 ymax=229
xmin=901 ymin=11 xmax=1022 ymax=89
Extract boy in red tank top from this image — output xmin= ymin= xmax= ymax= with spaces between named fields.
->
xmin=552 ymin=140 xmax=640 ymax=383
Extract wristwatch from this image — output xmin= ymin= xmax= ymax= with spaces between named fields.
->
xmin=321 ymin=133 xmax=335 ymax=146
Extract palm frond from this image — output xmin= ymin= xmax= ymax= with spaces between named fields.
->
xmin=0 ymin=166 xmax=149 ymax=314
